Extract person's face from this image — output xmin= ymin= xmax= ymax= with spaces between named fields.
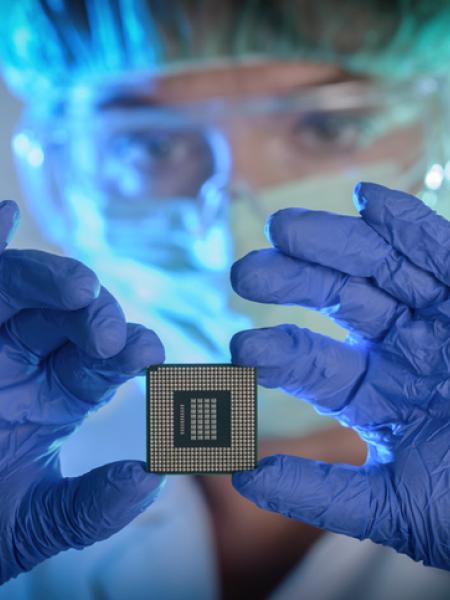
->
xmin=22 ymin=59 xmax=438 ymax=272
xmin=92 ymin=60 xmax=424 ymax=203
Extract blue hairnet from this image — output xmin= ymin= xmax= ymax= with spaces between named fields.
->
xmin=2 ymin=0 xmax=450 ymax=103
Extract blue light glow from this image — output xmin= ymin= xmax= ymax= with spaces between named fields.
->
xmin=12 ymin=132 xmax=30 ymax=155
xmin=12 ymin=132 xmax=44 ymax=168
xmin=320 ymin=303 xmax=341 ymax=317
xmin=12 ymin=27 xmax=31 ymax=55
xmin=27 ymin=146 xmax=44 ymax=168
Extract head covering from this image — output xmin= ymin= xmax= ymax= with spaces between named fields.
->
xmin=1 ymin=0 xmax=450 ymax=104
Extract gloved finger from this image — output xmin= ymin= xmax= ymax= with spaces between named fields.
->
xmin=0 ymin=249 xmax=100 ymax=324
xmin=419 ymin=297 xmax=450 ymax=322
xmin=232 ymin=455 xmax=375 ymax=543
xmin=266 ymin=208 xmax=447 ymax=309
xmin=354 ymin=181 xmax=450 ymax=287
xmin=231 ymin=248 xmax=407 ymax=340
xmin=383 ymin=316 xmax=450 ymax=377
xmin=14 ymin=461 xmax=164 ymax=578
xmin=41 ymin=323 xmax=165 ymax=422
xmin=7 ymin=286 xmax=127 ymax=360
xmin=0 ymin=200 xmax=20 ymax=251
xmin=230 ymin=324 xmax=372 ymax=418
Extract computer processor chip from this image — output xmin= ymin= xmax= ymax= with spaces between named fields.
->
xmin=147 ymin=364 xmax=257 ymax=473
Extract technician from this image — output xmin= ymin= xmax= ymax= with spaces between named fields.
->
xmin=1 ymin=1 xmax=450 ymax=599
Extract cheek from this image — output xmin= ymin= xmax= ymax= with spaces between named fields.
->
xmin=228 ymin=114 xmax=423 ymax=190
xmin=352 ymin=124 xmax=423 ymax=169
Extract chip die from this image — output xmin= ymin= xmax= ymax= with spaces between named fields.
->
xmin=147 ymin=364 xmax=257 ymax=473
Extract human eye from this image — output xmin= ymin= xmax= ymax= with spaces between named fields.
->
xmin=290 ymin=110 xmax=375 ymax=155
xmin=107 ymin=130 xmax=198 ymax=172
xmin=99 ymin=128 xmax=216 ymax=198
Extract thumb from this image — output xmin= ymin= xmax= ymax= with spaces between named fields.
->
xmin=233 ymin=454 xmax=374 ymax=540
xmin=13 ymin=461 xmax=164 ymax=578
xmin=0 ymin=200 xmax=20 ymax=251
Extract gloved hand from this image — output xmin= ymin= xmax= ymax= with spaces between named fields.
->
xmin=230 ymin=182 xmax=450 ymax=570
xmin=0 ymin=201 xmax=165 ymax=584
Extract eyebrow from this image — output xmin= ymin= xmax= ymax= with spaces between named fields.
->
xmin=95 ymin=72 xmax=372 ymax=116
xmin=96 ymin=94 xmax=164 ymax=111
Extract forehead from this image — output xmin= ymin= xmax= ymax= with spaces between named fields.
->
xmin=103 ymin=61 xmax=352 ymax=107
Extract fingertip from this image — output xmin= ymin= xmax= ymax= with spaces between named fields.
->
xmin=232 ymin=470 xmax=255 ymax=492
xmin=92 ymin=317 xmax=128 ymax=358
xmin=230 ymin=329 xmax=261 ymax=364
xmin=0 ymin=199 xmax=19 ymax=212
xmin=264 ymin=209 xmax=287 ymax=246
xmin=264 ymin=212 xmax=277 ymax=244
xmin=229 ymin=331 xmax=241 ymax=361
xmin=353 ymin=182 xmax=429 ymax=234
xmin=352 ymin=181 xmax=392 ymax=216
xmin=352 ymin=181 xmax=366 ymax=212
xmin=353 ymin=181 xmax=412 ymax=224
xmin=120 ymin=325 xmax=165 ymax=374
xmin=67 ymin=275 xmax=101 ymax=308
xmin=230 ymin=251 xmax=260 ymax=299
xmin=125 ymin=464 xmax=166 ymax=512
xmin=62 ymin=260 xmax=101 ymax=308
xmin=230 ymin=257 xmax=243 ymax=293
xmin=105 ymin=461 xmax=166 ymax=512
xmin=232 ymin=456 xmax=281 ymax=500
xmin=85 ymin=288 xmax=128 ymax=358
xmin=140 ymin=329 xmax=165 ymax=367
xmin=0 ymin=200 xmax=21 ymax=249
xmin=68 ymin=461 xmax=167 ymax=542
xmin=0 ymin=199 xmax=20 ymax=221
xmin=231 ymin=326 xmax=296 ymax=366
xmin=124 ymin=460 xmax=166 ymax=492
xmin=265 ymin=208 xmax=309 ymax=254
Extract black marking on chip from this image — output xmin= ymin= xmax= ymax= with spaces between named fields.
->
xmin=173 ymin=390 xmax=231 ymax=448
xmin=147 ymin=364 xmax=257 ymax=474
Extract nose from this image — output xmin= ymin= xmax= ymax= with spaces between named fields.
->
xmin=225 ymin=114 xmax=301 ymax=190
xmin=226 ymin=117 xmax=271 ymax=187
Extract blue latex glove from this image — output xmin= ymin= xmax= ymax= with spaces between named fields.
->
xmin=0 ymin=201 xmax=165 ymax=584
xmin=230 ymin=182 xmax=450 ymax=570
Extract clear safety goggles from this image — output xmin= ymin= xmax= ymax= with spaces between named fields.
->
xmin=13 ymin=74 xmax=450 ymax=237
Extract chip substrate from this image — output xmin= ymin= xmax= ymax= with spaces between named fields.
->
xmin=147 ymin=364 xmax=257 ymax=474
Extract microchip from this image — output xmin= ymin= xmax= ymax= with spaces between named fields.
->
xmin=147 ymin=364 xmax=257 ymax=473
